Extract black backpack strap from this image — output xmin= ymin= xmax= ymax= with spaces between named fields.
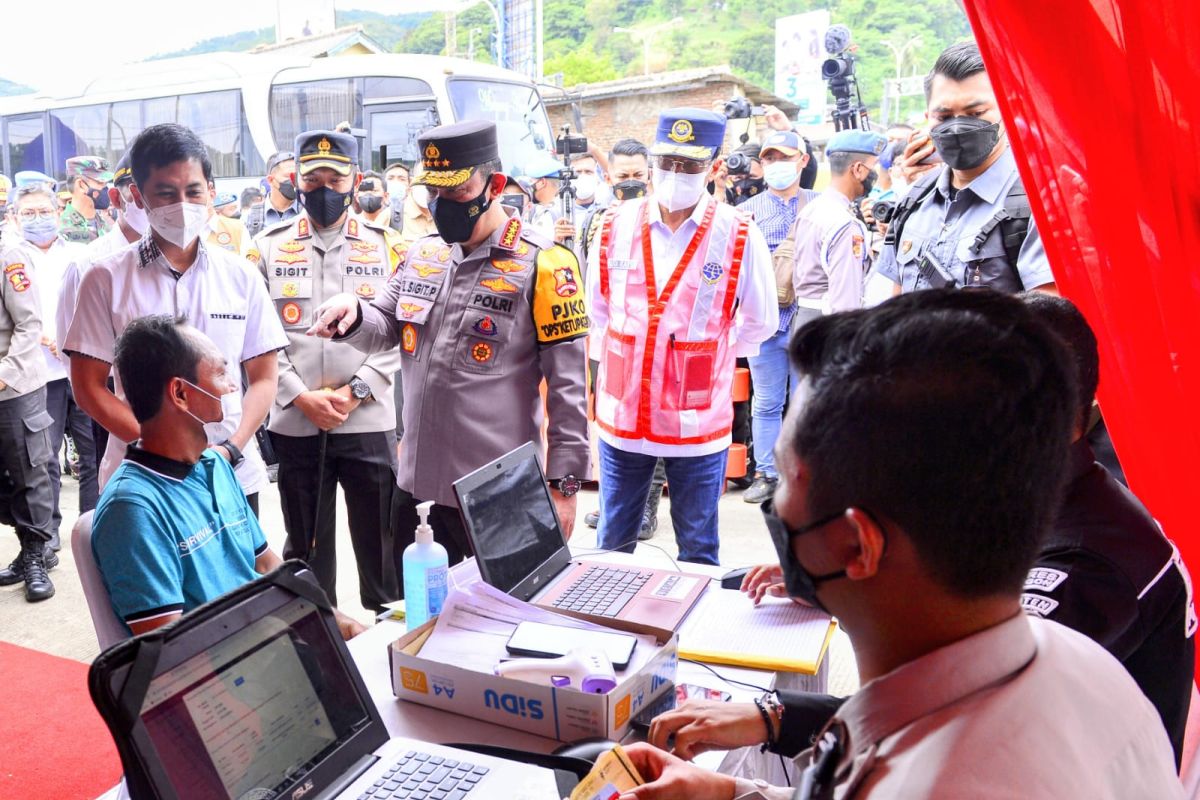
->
xmin=882 ymin=166 xmax=943 ymax=253
xmin=966 ymin=178 xmax=1032 ymax=286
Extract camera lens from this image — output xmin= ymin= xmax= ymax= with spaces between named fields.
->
xmin=726 ymin=152 xmax=749 ymax=175
xmin=871 ymin=200 xmax=896 ymax=224
xmin=822 ymin=57 xmax=850 ymax=80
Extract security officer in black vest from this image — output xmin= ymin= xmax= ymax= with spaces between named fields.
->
xmin=255 ymin=131 xmax=402 ymax=612
xmin=874 ymin=42 xmax=1056 ymax=295
xmin=307 ymin=120 xmax=591 ymax=586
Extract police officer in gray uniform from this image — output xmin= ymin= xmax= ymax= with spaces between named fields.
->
xmin=256 ymin=131 xmax=402 ymax=612
xmin=308 ymin=120 xmax=591 ymax=585
xmin=0 ymin=252 xmax=56 ymax=601
xmin=873 ymin=42 xmax=1056 ymax=295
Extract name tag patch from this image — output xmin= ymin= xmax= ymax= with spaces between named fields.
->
xmin=1024 ymin=568 xmax=1068 ymax=593
xmin=1021 ymin=593 xmax=1060 ymax=617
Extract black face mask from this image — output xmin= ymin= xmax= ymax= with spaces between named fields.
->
xmin=88 ymin=186 xmax=112 ymax=210
xmin=612 ymin=179 xmax=647 ymax=203
xmin=732 ymin=176 xmax=765 ymax=202
xmin=277 ymin=179 xmax=298 ymax=201
xmin=429 ymin=185 xmax=492 ymax=244
xmin=300 ymin=186 xmax=351 ymax=228
xmin=499 ymin=194 xmax=526 ymax=214
xmin=858 ymin=168 xmax=877 ymax=198
xmin=762 ymin=499 xmax=851 ymax=615
xmin=930 ymin=116 xmax=1001 ymax=171
xmin=358 ymin=194 xmax=383 ymax=214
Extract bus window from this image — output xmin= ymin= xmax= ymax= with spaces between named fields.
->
xmin=110 ymin=100 xmax=142 ymax=160
xmin=270 ymin=79 xmax=363 ymax=152
xmin=363 ymin=77 xmax=432 ymax=100
xmin=6 ymin=114 xmax=47 ymax=176
xmin=446 ymin=79 xmax=552 ymax=175
xmin=366 ymin=104 xmax=437 ymax=172
xmin=51 ymin=104 xmax=110 ymax=178
xmin=142 ymin=91 xmax=248 ymax=178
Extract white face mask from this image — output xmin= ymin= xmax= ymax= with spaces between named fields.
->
xmin=147 ymin=201 xmax=210 ymax=248
xmin=181 ymin=379 xmax=238 ymax=443
xmin=411 ymin=185 xmax=429 ymax=209
xmin=120 ymin=189 xmax=149 ymax=235
xmin=387 ymin=180 xmax=407 ymax=205
xmin=573 ymin=172 xmax=599 ymax=201
xmin=652 ymin=167 xmax=708 ymax=213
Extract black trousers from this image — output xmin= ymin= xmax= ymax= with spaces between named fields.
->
xmin=45 ymin=378 xmax=99 ymax=536
xmin=0 ymin=388 xmax=54 ymax=544
xmin=274 ymin=430 xmax=397 ymax=612
xmin=390 ymin=489 xmax=471 ymax=599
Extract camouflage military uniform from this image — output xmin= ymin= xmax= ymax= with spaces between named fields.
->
xmin=58 ymin=156 xmax=114 ymax=245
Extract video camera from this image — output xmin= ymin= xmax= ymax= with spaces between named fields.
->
xmin=822 ymin=24 xmax=870 ymax=132
xmin=553 ymin=125 xmax=588 ymax=248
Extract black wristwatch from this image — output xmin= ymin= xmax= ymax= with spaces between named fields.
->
xmin=349 ymin=376 xmax=372 ymax=401
xmin=219 ymin=439 xmax=244 ymax=467
xmin=549 ymin=475 xmax=582 ymax=497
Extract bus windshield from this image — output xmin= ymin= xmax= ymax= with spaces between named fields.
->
xmin=446 ymin=78 xmax=553 ymax=176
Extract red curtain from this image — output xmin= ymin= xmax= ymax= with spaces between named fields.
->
xmin=962 ymin=0 xmax=1200 ymax=658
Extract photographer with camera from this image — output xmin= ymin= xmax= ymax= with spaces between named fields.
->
xmin=874 ymin=42 xmax=1056 ymax=295
xmin=736 ymin=131 xmax=818 ymax=504
xmin=521 ymin=153 xmax=573 ymax=245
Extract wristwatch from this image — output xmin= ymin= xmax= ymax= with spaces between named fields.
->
xmin=349 ymin=376 xmax=372 ymax=401
xmin=219 ymin=439 xmax=244 ymax=467
xmin=549 ymin=475 xmax=582 ymax=497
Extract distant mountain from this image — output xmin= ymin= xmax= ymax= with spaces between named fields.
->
xmin=0 ymin=78 xmax=34 ymax=97
xmin=149 ymin=10 xmax=431 ymax=60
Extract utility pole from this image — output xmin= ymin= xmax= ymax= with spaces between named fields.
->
xmin=445 ymin=11 xmax=458 ymax=57
xmin=614 ymin=18 xmax=684 ymax=77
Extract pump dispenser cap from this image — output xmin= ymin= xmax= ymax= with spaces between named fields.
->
xmin=415 ymin=500 xmax=435 ymax=544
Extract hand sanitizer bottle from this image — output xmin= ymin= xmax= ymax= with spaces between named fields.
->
xmin=403 ymin=501 xmax=449 ymax=630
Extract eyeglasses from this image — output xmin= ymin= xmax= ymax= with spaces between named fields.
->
xmin=653 ymin=156 xmax=708 ymax=175
xmin=18 ymin=209 xmax=56 ymax=222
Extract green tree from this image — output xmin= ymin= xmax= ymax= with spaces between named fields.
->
xmin=729 ymin=26 xmax=774 ymax=89
xmin=545 ymin=45 xmax=620 ymax=85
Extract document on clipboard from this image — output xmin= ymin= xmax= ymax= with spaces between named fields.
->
xmin=677 ymin=589 xmax=837 ymax=674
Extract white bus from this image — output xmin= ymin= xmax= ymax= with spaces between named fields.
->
xmin=0 ymin=52 xmax=555 ymax=187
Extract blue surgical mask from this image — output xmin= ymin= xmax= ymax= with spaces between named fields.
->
xmin=21 ymin=216 xmax=58 ymax=246
xmin=763 ymin=161 xmax=799 ymax=191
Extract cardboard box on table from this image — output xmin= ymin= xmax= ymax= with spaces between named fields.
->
xmin=390 ymin=613 xmax=678 ymax=741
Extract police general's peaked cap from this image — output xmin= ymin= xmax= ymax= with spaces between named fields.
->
xmin=413 ymin=120 xmax=500 ymax=189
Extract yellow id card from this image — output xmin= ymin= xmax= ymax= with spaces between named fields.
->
xmin=569 ymin=744 xmax=645 ymax=800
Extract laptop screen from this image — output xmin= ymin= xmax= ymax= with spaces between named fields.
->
xmin=457 ymin=450 xmax=565 ymax=593
xmin=137 ymin=597 xmax=372 ymax=799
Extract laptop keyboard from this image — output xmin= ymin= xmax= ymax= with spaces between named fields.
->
xmin=550 ymin=566 xmax=654 ymax=617
xmin=357 ymin=750 xmax=489 ymax=800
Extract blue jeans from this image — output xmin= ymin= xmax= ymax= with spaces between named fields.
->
xmin=597 ymin=440 xmax=727 ymax=565
xmin=747 ymin=329 xmax=799 ymax=480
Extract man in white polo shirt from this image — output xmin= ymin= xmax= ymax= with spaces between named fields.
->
xmin=64 ymin=123 xmax=287 ymax=513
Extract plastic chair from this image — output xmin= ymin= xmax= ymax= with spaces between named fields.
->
xmin=71 ymin=511 xmax=128 ymax=652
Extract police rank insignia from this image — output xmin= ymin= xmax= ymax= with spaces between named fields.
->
xmin=281 ymin=302 xmax=302 ymax=325
xmin=401 ymin=323 xmax=418 ymax=354
xmin=491 ymin=260 xmax=526 ymax=275
xmin=471 ymin=342 xmax=494 ymax=363
xmin=356 ymin=283 xmax=376 ymax=299
xmin=701 ymin=262 xmax=724 ymax=285
xmin=480 ymin=277 xmax=518 ymax=294
xmin=472 ymin=315 xmax=498 ymax=337
xmin=282 ymin=282 xmax=299 ymax=297
xmin=668 ymin=119 xmax=695 ymax=143
xmin=498 ymin=217 xmax=522 ymax=250
xmin=553 ymin=267 xmax=579 ymax=297
xmin=412 ymin=264 xmax=444 ymax=279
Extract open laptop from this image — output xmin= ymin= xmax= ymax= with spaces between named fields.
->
xmin=453 ymin=443 xmax=709 ymax=631
xmin=90 ymin=566 xmax=560 ymax=800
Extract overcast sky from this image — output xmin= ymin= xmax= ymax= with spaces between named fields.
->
xmin=3 ymin=0 xmax=452 ymax=91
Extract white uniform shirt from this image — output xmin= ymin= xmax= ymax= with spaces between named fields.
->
xmin=63 ymin=237 xmax=288 ymax=495
xmin=15 ymin=237 xmax=86 ymax=381
xmin=585 ymin=196 xmax=777 ymax=458
xmin=737 ymin=614 xmax=1183 ymax=799
xmin=57 ymin=226 xmax=137 ymax=368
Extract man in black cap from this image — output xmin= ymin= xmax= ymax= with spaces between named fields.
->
xmin=253 ymin=131 xmax=402 ymax=612
xmin=309 ymin=120 xmax=591 ymax=579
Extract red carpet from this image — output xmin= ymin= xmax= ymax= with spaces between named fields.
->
xmin=0 ymin=642 xmax=122 ymax=799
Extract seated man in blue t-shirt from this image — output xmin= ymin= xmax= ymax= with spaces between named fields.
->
xmin=92 ymin=314 xmax=365 ymax=639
